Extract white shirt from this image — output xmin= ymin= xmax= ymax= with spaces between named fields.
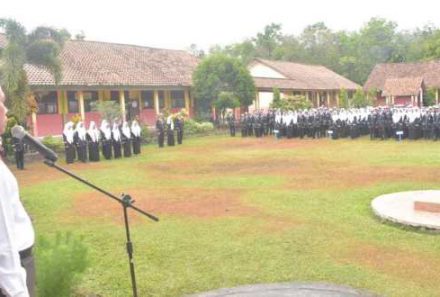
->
xmin=0 ymin=160 xmax=34 ymax=297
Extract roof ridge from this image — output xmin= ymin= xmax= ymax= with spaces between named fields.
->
xmin=255 ymin=58 xmax=326 ymax=68
xmin=377 ymin=60 xmax=440 ymax=67
xmin=67 ymin=39 xmax=190 ymax=54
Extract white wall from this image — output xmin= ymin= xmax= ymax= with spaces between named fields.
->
xmin=249 ymin=63 xmax=285 ymax=79
xmin=259 ymin=92 xmax=274 ymax=109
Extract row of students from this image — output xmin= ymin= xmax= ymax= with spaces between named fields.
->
xmin=63 ymin=120 xmax=142 ymax=164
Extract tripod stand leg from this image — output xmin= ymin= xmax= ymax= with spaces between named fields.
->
xmin=123 ymin=203 xmax=138 ymax=297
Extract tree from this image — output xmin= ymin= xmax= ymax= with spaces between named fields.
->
xmin=351 ymin=88 xmax=371 ymax=107
xmin=253 ymin=23 xmax=282 ymax=59
xmin=192 ymin=54 xmax=255 ymax=117
xmin=213 ymin=91 xmax=240 ymax=123
xmin=187 ymin=43 xmax=205 ymax=58
xmin=424 ymin=88 xmax=437 ymax=106
xmin=92 ymin=101 xmax=122 ymax=122
xmin=339 ymin=89 xmax=350 ymax=108
xmin=271 ymin=88 xmax=281 ymax=108
xmin=0 ymin=18 xmax=68 ymax=122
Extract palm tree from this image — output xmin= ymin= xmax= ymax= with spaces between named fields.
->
xmin=0 ymin=18 xmax=69 ymax=123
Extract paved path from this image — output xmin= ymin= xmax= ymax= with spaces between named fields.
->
xmin=372 ymin=190 xmax=440 ymax=230
xmin=188 ymin=283 xmax=378 ymax=297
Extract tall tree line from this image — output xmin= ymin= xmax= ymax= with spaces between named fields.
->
xmin=209 ymin=18 xmax=440 ymax=85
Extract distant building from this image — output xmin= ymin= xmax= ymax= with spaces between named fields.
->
xmin=248 ymin=58 xmax=360 ymax=110
xmin=0 ymin=34 xmax=199 ymax=137
xmin=364 ymin=61 xmax=440 ymax=106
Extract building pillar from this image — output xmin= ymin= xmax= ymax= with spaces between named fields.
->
xmin=78 ymin=91 xmax=85 ymax=121
xmin=31 ymin=111 xmax=38 ymax=136
xmin=154 ymin=90 xmax=160 ymax=114
xmin=436 ymin=89 xmax=439 ymax=105
xmin=326 ymin=92 xmax=330 ymax=106
xmin=256 ymin=92 xmax=260 ymax=110
xmin=184 ymin=89 xmax=190 ymax=112
xmin=305 ymin=92 xmax=309 ymax=102
xmin=119 ymin=90 xmax=126 ymax=121
xmin=336 ymin=91 xmax=340 ymax=107
xmin=316 ymin=93 xmax=320 ymax=107
xmin=411 ymin=96 xmax=414 ymax=106
xmin=166 ymin=90 xmax=172 ymax=109
xmin=98 ymin=90 xmax=104 ymax=103
xmin=56 ymin=90 xmax=63 ymax=114
xmin=138 ymin=91 xmax=142 ymax=113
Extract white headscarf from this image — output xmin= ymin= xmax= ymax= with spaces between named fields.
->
xmin=131 ymin=120 xmax=141 ymax=137
xmin=76 ymin=121 xmax=87 ymax=141
xmin=122 ymin=121 xmax=131 ymax=139
xmin=100 ymin=120 xmax=112 ymax=140
xmin=88 ymin=121 xmax=100 ymax=142
xmin=63 ymin=121 xmax=74 ymax=144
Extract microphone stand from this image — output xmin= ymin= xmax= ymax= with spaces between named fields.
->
xmin=43 ymin=159 xmax=159 ymax=297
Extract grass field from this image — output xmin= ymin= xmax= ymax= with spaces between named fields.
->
xmin=14 ymin=135 xmax=440 ymax=297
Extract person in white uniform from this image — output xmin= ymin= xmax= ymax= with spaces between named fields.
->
xmin=0 ymin=86 xmax=35 ymax=297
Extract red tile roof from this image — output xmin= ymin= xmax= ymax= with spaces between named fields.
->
xmin=250 ymin=58 xmax=360 ymax=91
xmin=25 ymin=39 xmax=200 ymax=88
xmin=382 ymin=77 xmax=423 ymax=97
xmin=364 ymin=61 xmax=440 ymax=91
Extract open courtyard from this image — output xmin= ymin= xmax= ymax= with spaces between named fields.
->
xmin=15 ymin=135 xmax=440 ymax=297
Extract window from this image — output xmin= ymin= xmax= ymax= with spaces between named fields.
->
xmin=158 ymin=91 xmax=165 ymax=109
xmin=110 ymin=90 xmax=120 ymax=103
xmin=171 ymin=90 xmax=185 ymax=108
xmin=83 ymin=91 xmax=98 ymax=112
xmin=141 ymin=91 xmax=154 ymax=109
xmin=67 ymin=91 xmax=79 ymax=113
xmin=36 ymin=91 xmax=58 ymax=114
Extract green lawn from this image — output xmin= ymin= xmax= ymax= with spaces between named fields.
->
xmin=15 ymin=135 xmax=440 ymax=297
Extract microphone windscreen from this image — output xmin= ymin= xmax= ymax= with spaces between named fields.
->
xmin=11 ymin=125 xmax=26 ymax=139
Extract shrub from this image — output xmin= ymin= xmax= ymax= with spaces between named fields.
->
xmin=70 ymin=114 xmax=82 ymax=126
xmin=184 ymin=119 xmax=214 ymax=135
xmin=140 ymin=124 xmax=154 ymax=144
xmin=1 ymin=116 xmax=18 ymax=156
xmin=41 ymin=135 xmax=65 ymax=153
xmin=36 ymin=232 xmax=89 ymax=297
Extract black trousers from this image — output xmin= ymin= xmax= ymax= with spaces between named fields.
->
xmin=15 ymin=151 xmax=24 ymax=170
xmin=0 ymin=249 xmax=35 ymax=297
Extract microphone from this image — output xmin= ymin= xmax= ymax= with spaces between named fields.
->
xmin=11 ymin=125 xmax=58 ymax=162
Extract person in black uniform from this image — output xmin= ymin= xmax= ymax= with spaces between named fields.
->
xmin=131 ymin=120 xmax=142 ymax=154
xmin=87 ymin=121 xmax=100 ymax=162
xmin=74 ymin=121 xmax=88 ymax=163
xmin=63 ymin=121 xmax=76 ymax=164
xmin=121 ymin=121 xmax=132 ymax=157
xmin=112 ymin=121 xmax=122 ymax=158
xmin=166 ymin=115 xmax=175 ymax=146
xmin=156 ymin=114 xmax=165 ymax=148
xmin=175 ymin=115 xmax=184 ymax=144
xmin=226 ymin=112 xmax=236 ymax=137
xmin=12 ymin=134 xmax=25 ymax=170
xmin=100 ymin=120 xmax=113 ymax=160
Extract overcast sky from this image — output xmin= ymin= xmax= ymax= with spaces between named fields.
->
xmin=2 ymin=0 xmax=440 ymax=51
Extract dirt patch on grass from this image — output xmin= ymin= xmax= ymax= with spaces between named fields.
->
xmin=70 ymin=188 xmax=261 ymax=223
xmin=11 ymin=160 xmax=112 ymax=187
xmin=282 ymin=163 xmax=440 ymax=190
xmin=11 ymin=162 xmax=65 ymax=186
xmin=337 ymin=243 xmax=440 ymax=286
xmin=262 ymin=215 xmax=303 ymax=233
xmin=144 ymin=153 xmax=440 ymax=190
xmin=218 ymin=137 xmax=330 ymax=150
